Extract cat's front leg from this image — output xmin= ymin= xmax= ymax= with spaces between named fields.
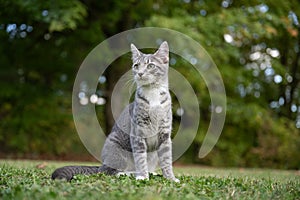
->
xmin=130 ymin=135 xmax=149 ymax=180
xmin=158 ymin=134 xmax=180 ymax=183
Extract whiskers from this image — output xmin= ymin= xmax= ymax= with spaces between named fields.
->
xmin=123 ymin=73 xmax=136 ymax=96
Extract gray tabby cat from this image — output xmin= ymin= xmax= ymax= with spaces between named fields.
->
xmin=52 ymin=41 xmax=179 ymax=183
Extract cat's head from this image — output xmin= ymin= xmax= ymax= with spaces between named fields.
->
xmin=130 ymin=41 xmax=169 ymax=87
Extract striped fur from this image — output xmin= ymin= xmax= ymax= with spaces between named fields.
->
xmin=51 ymin=42 xmax=179 ymax=182
xmin=51 ymin=165 xmax=118 ymax=181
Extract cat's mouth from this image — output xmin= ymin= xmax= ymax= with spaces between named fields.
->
xmin=136 ymin=75 xmax=148 ymax=81
xmin=136 ymin=78 xmax=154 ymax=86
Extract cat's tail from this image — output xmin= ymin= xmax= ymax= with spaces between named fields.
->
xmin=51 ymin=165 xmax=118 ymax=181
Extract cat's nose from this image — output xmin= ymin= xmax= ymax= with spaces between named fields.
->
xmin=138 ymin=73 xmax=143 ymax=77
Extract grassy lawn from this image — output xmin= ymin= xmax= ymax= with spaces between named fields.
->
xmin=0 ymin=160 xmax=299 ymax=200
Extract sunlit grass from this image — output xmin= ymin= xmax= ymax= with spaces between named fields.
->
xmin=1 ymin=160 xmax=299 ymax=200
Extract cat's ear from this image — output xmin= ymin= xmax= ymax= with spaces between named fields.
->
xmin=131 ymin=43 xmax=141 ymax=61
xmin=154 ymin=41 xmax=169 ymax=64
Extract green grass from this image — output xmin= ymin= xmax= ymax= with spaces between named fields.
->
xmin=1 ymin=160 xmax=299 ymax=200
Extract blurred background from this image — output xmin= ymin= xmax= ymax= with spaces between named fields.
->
xmin=0 ymin=0 xmax=299 ymax=169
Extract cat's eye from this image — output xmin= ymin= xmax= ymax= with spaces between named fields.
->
xmin=133 ymin=64 xmax=139 ymax=70
xmin=147 ymin=63 xmax=155 ymax=69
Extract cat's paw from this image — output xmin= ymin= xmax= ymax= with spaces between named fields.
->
xmin=149 ymin=172 xmax=158 ymax=176
xmin=166 ymin=176 xmax=180 ymax=183
xmin=172 ymin=178 xmax=180 ymax=183
xmin=116 ymin=172 xmax=132 ymax=177
xmin=135 ymin=175 xmax=149 ymax=181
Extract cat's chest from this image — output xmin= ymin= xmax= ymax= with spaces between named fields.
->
xmin=140 ymin=87 xmax=169 ymax=108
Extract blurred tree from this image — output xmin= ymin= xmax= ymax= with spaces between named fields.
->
xmin=0 ymin=0 xmax=93 ymax=156
xmin=0 ymin=0 xmax=299 ymax=168
xmin=146 ymin=0 xmax=300 ymax=168
xmin=0 ymin=0 xmax=155 ymax=155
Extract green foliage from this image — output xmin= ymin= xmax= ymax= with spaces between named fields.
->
xmin=0 ymin=0 xmax=87 ymax=32
xmin=1 ymin=161 xmax=300 ymax=200
xmin=0 ymin=0 xmax=300 ymax=169
xmin=202 ymin=101 xmax=300 ymax=169
xmin=145 ymin=1 xmax=300 ymax=168
xmin=0 ymin=0 xmax=98 ymax=156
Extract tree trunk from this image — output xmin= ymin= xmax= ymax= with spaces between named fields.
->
xmin=103 ymin=8 xmax=134 ymax=134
